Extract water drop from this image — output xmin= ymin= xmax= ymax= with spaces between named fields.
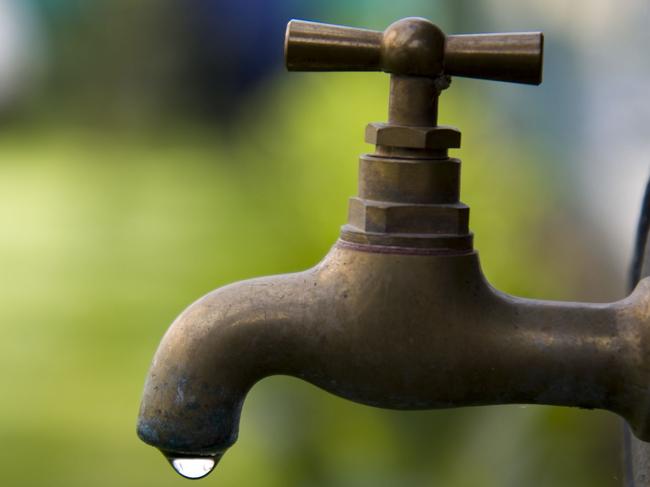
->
xmin=163 ymin=452 xmax=222 ymax=480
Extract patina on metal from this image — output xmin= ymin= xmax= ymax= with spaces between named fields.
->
xmin=137 ymin=17 xmax=650 ymax=479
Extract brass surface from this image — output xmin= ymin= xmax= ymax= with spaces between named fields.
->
xmin=365 ymin=124 xmax=461 ymax=150
xmin=284 ymin=18 xmax=543 ymax=249
xmin=138 ymin=245 xmax=650 ymax=455
xmin=344 ymin=124 xmax=470 ymax=248
xmin=445 ymin=32 xmax=544 ymax=85
xmin=284 ymin=18 xmax=543 ymax=84
xmin=137 ymin=17 xmax=650 ymax=475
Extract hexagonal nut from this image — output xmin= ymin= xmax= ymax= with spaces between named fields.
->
xmin=365 ymin=123 xmax=461 ymax=150
xmin=348 ymin=197 xmax=469 ymax=234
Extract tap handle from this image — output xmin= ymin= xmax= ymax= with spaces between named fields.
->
xmin=285 ymin=20 xmax=383 ymax=72
xmin=285 ymin=18 xmax=543 ymax=85
xmin=445 ymin=33 xmax=543 ymax=85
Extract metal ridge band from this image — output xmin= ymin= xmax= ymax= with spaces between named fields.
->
xmin=335 ymin=238 xmax=475 ymax=256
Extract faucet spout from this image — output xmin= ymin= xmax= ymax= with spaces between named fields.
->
xmin=137 ymin=262 xmax=318 ymax=456
xmin=137 ymin=243 xmax=650 ymax=460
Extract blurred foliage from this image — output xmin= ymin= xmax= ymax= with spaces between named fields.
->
xmin=0 ymin=65 xmax=621 ymax=486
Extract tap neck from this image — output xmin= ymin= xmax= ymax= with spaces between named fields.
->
xmin=341 ymin=77 xmax=471 ymax=253
xmin=387 ymin=74 xmax=443 ymax=127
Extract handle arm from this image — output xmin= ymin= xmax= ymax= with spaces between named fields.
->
xmin=285 ymin=18 xmax=544 ymax=85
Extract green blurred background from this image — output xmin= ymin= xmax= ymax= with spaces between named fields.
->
xmin=1 ymin=0 xmax=648 ymax=486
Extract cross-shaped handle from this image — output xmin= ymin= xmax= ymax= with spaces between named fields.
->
xmin=285 ymin=17 xmax=543 ymax=85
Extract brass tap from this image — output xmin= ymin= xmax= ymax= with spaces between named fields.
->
xmin=137 ymin=18 xmax=650 ymax=477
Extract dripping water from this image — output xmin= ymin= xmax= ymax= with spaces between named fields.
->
xmin=162 ymin=451 xmax=223 ymax=480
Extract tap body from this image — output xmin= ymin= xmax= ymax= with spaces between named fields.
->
xmin=137 ymin=17 xmax=650 ymax=466
xmin=137 ymin=242 xmax=650 ymax=456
